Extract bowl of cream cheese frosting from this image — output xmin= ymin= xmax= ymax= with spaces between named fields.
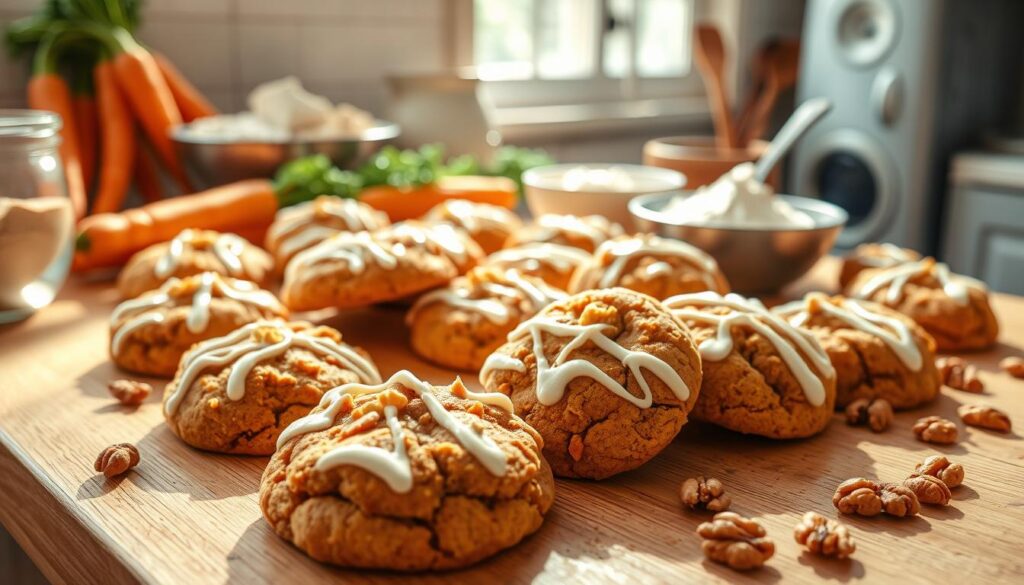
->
xmin=629 ymin=162 xmax=847 ymax=293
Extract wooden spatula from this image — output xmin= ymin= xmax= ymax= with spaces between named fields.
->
xmin=693 ymin=25 xmax=737 ymax=149
xmin=740 ymin=40 xmax=801 ymax=146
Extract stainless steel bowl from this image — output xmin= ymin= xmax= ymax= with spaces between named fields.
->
xmin=629 ymin=192 xmax=848 ymax=293
xmin=172 ymin=120 xmax=400 ymax=189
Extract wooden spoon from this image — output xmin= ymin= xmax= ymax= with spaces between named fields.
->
xmin=740 ymin=40 xmax=800 ymax=146
xmin=693 ymin=25 xmax=737 ymax=149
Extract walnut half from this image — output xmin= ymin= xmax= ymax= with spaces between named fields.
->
xmin=696 ymin=512 xmax=775 ymax=571
xmin=912 ymin=455 xmax=964 ymax=488
xmin=912 ymin=416 xmax=958 ymax=444
xmin=936 ymin=356 xmax=984 ymax=393
xmin=958 ymin=404 xmax=1012 ymax=433
xmin=832 ymin=477 xmax=920 ymax=518
xmin=845 ymin=397 xmax=893 ymax=432
xmin=903 ymin=474 xmax=951 ymax=505
xmin=680 ymin=476 xmax=732 ymax=512
xmin=793 ymin=512 xmax=855 ymax=559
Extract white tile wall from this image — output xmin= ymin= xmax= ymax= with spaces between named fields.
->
xmin=0 ymin=0 xmax=448 ymax=114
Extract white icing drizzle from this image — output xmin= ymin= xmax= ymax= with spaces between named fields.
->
xmin=853 ymin=259 xmax=986 ymax=306
xmin=858 ymin=243 xmax=917 ymax=268
xmin=580 ymin=235 xmax=720 ymax=290
xmin=526 ymin=214 xmax=624 ymax=248
xmin=164 ymin=321 xmax=381 ymax=416
xmin=481 ymin=352 xmax=527 ymax=374
xmin=406 ymin=269 xmax=566 ymax=326
xmin=644 ymin=261 xmax=673 ymax=279
xmin=664 ymin=292 xmax=834 ymax=407
xmin=486 ymin=243 xmax=592 ymax=273
xmin=428 ymin=199 xmax=517 ymax=234
xmin=269 ymin=197 xmax=389 ymax=256
xmin=154 ymin=229 xmax=247 ymax=279
xmin=390 ymin=222 xmax=470 ymax=263
xmin=480 ymin=316 xmax=692 ymax=408
xmin=275 ymin=370 xmax=511 ymax=493
xmin=110 ymin=272 xmax=284 ymax=354
xmin=775 ymin=295 xmax=923 ymax=371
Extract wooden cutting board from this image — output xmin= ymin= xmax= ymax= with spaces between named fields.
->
xmin=1 ymin=258 xmax=1022 ymax=585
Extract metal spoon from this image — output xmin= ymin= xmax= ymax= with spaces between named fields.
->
xmin=753 ymin=97 xmax=832 ymax=183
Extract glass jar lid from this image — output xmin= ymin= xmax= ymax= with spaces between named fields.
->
xmin=0 ymin=109 xmax=62 ymax=149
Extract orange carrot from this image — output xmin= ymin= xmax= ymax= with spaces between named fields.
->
xmin=73 ymin=179 xmax=278 ymax=271
xmin=153 ymin=52 xmax=217 ymax=122
xmin=72 ymin=92 xmax=98 ymax=193
xmin=359 ymin=175 xmax=518 ymax=221
xmin=91 ymin=59 xmax=136 ymax=214
xmin=28 ymin=74 xmax=86 ymax=220
xmin=134 ymin=138 xmax=164 ymax=203
xmin=109 ymin=31 xmax=191 ymax=193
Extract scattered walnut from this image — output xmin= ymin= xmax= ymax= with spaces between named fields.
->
xmin=958 ymin=404 xmax=1012 ymax=433
xmin=94 ymin=443 xmax=140 ymax=478
xmin=844 ymin=397 xmax=893 ymax=432
xmin=936 ymin=357 xmax=984 ymax=393
xmin=696 ymin=512 xmax=775 ymax=570
xmin=912 ymin=455 xmax=964 ymax=488
xmin=1000 ymin=356 xmax=1024 ymax=379
xmin=680 ymin=476 xmax=732 ymax=512
xmin=912 ymin=416 xmax=958 ymax=444
xmin=903 ymin=474 xmax=951 ymax=506
xmin=107 ymin=379 xmax=151 ymax=406
xmin=832 ymin=478 xmax=919 ymax=518
xmin=793 ymin=512 xmax=855 ymax=559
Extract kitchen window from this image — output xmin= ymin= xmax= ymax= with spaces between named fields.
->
xmin=460 ymin=0 xmax=710 ymax=133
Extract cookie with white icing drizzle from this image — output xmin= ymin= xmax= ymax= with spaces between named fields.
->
xmin=406 ymin=266 xmax=567 ymax=371
xmin=480 ymin=288 xmax=702 ymax=479
xmin=163 ymin=320 xmax=381 ymax=455
xmin=775 ymin=293 xmax=941 ymax=410
xmin=569 ymin=233 xmax=730 ymax=299
xmin=484 ymin=243 xmax=592 ymax=290
xmin=260 ymin=370 xmax=555 ymax=571
xmin=838 ymin=242 xmax=921 ymax=288
xmin=110 ymin=272 xmax=288 ymax=377
xmin=665 ymin=292 xmax=837 ymax=439
xmin=265 ymin=195 xmax=390 ymax=273
xmin=846 ymin=257 xmax=998 ymax=351
xmin=117 ymin=228 xmax=273 ymax=299
xmin=281 ymin=220 xmax=485 ymax=311
xmin=421 ymin=199 xmax=523 ymax=254
xmin=503 ymin=213 xmax=624 ymax=253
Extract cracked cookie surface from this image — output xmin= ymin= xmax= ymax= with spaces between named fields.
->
xmin=667 ymin=293 xmax=837 ymax=439
xmin=480 ymin=288 xmax=702 ymax=479
xmin=776 ymin=294 xmax=940 ymax=410
xmin=163 ymin=321 xmax=380 ymax=455
xmin=260 ymin=372 xmax=554 ymax=571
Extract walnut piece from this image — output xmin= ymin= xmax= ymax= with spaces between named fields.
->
xmin=912 ymin=415 xmax=958 ymax=444
xmin=680 ymin=476 xmax=732 ymax=512
xmin=936 ymin=356 xmax=984 ymax=393
xmin=107 ymin=379 xmax=152 ymax=406
xmin=696 ymin=512 xmax=774 ymax=570
xmin=793 ymin=512 xmax=855 ymax=559
xmin=844 ymin=397 xmax=893 ymax=432
xmin=903 ymin=474 xmax=951 ymax=506
xmin=1000 ymin=356 xmax=1024 ymax=379
xmin=913 ymin=455 xmax=964 ymax=488
xmin=832 ymin=478 xmax=920 ymax=518
xmin=958 ymin=405 xmax=1012 ymax=433
xmin=94 ymin=443 xmax=140 ymax=478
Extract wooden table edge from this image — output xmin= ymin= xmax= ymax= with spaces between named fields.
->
xmin=0 ymin=428 xmax=147 ymax=585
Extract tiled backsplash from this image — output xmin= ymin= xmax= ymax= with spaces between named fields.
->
xmin=0 ymin=0 xmax=449 ymax=114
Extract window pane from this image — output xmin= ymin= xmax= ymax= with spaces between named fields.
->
xmin=536 ymin=0 xmax=598 ymax=79
xmin=602 ymin=0 xmax=634 ymax=78
xmin=474 ymin=0 xmax=535 ymax=80
xmin=637 ymin=0 xmax=691 ymax=77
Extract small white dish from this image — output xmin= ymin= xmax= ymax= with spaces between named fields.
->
xmin=522 ymin=163 xmax=686 ymax=228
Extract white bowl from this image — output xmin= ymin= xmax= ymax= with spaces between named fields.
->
xmin=522 ymin=164 xmax=686 ymax=228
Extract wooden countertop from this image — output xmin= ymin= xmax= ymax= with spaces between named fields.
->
xmin=1 ymin=259 xmax=1022 ymax=585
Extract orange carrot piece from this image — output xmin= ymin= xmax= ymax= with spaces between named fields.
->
xmin=91 ymin=59 xmax=136 ymax=214
xmin=73 ymin=179 xmax=278 ymax=271
xmin=28 ymin=73 xmax=87 ymax=220
xmin=359 ymin=175 xmax=518 ymax=221
xmin=153 ymin=52 xmax=217 ymax=122
xmin=73 ymin=92 xmax=98 ymax=193
xmin=134 ymin=138 xmax=165 ymax=203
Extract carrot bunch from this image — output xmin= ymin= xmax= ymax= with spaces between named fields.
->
xmin=5 ymin=2 xmax=218 ymax=220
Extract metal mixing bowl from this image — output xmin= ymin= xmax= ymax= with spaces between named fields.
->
xmin=172 ymin=120 xmax=401 ymax=189
xmin=629 ymin=192 xmax=848 ymax=293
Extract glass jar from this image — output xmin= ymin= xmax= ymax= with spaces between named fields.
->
xmin=0 ymin=110 xmax=73 ymax=323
